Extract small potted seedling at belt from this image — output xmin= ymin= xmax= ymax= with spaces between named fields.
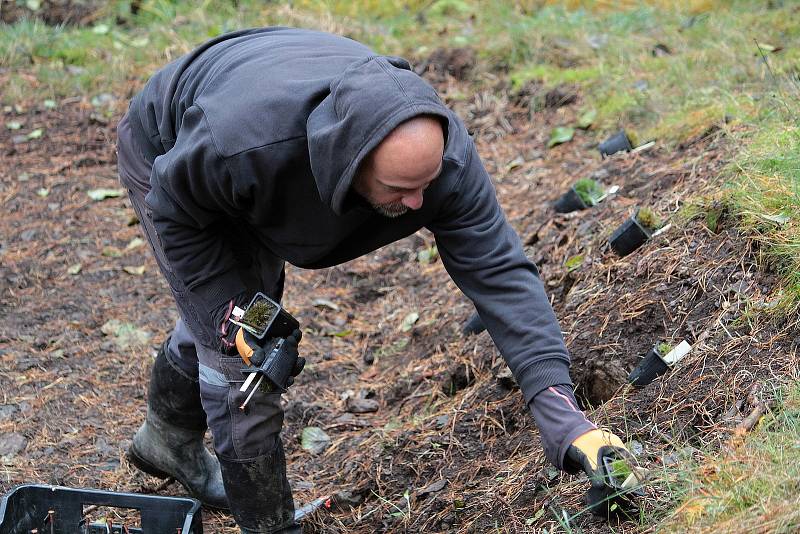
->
xmin=609 ymin=207 xmax=663 ymax=256
xmin=628 ymin=340 xmax=692 ymax=386
xmin=554 ymin=178 xmax=607 ymax=213
xmin=229 ymin=292 xmax=303 ymax=409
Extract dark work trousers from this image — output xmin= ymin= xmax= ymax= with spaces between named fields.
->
xmin=116 ymin=112 xmax=285 ymax=461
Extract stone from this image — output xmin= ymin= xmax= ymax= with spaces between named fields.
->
xmin=0 ymin=405 xmax=18 ymax=422
xmin=345 ymin=397 xmax=379 ymax=414
xmin=0 ymin=432 xmax=27 ymax=457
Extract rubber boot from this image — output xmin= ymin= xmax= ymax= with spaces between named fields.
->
xmin=127 ymin=342 xmax=228 ymax=510
xmin=218 ymin=439 xmax=300 ymax=533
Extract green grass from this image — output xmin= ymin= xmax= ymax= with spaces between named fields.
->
xmin=655 ymin=383 xmax=800 ymax=533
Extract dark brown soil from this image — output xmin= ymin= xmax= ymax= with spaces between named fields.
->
xmin=1 ymin=62 xmax=796 ymax=534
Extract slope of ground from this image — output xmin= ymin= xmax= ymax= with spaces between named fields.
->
xmin=1 ymin=64 xmax=796 ymax=532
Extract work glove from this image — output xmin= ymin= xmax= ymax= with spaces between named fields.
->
xmin=565 ymin=429 xmax=643 ymax=517
xmin=236 ymin=328 xmax=305 ymax=391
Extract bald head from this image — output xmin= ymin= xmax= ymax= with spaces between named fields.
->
xmin=352 ymin=116 xmax=445 ymax=217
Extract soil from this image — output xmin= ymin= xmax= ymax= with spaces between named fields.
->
xmin=1 ymin=46 xmax=797 ymax=534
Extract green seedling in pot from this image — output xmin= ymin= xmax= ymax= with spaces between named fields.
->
xmin=608 ymin=458 xmax=632 ymax=485
xmin=636 ymin=207 xmax=663 ymax=232
xmin=657 ymin=342 xmax=673 ymax=356
xmin=573 ymin=178 xmax=605 ymax=207
xmin=241 ymin=298 xmax=278 ymax=332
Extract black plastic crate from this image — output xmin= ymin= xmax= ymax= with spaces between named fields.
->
xmin=0 ymin=485 xmax=202 ymax=534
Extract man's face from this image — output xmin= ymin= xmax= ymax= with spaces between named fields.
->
xmin=351 ymin=116 xmax=445 ymax=218
xmin=352 ymin=160 xmax=443 ymax=218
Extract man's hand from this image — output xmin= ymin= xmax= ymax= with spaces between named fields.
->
xmin=236 ymin=328 xmax=305 ymax=390
xmin=565 ymin=429 xmax=642 ymax=517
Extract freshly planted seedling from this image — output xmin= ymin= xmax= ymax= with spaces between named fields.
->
xmin=573 ymin=178 xmax=605 ymax=207
xmin=607 ymin=458 xmax=633 ymax=486
xmin=635 ymin=207 xmax=663 ymax=232
xmin=657 ymin=342 xmax=672 ymax=356
xmin=609 ymin=207 xmax=663 ymax=256
xmin=628 ymin=340 xmax=693 ymax=386
xmin=554 ymin=178 xmax=607 ymax=213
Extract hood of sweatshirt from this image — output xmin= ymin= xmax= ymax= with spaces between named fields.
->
xmin=306 ymin=56 xmax=451 ymax=215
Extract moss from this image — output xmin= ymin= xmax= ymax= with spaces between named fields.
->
xmin=510 ymin=63 xmax=600 ymax=90
xmin=636 ymin=207 xmax=663 ymax=232
xmin=573 ymin=178 xmax=604 ymax=206
xmin=657 ymin=342 xmax=673 ymax=356
xmin=242 ymin=298 xmax=277 ymax=331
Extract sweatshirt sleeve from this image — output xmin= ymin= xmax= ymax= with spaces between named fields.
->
xmin=428 ymin=141 xmax=573 ymax=405
xmin=144 ymin=105 xmax=250 ymax=342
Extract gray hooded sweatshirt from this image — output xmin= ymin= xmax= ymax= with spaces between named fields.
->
xmin=127 ymin=27 xmax=573 ymax=411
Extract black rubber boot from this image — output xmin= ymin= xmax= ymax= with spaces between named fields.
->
xmin=128 ymin=342 xmax=229 ymax=510
xmin=219 ymin=439 xmax=300 ymax=534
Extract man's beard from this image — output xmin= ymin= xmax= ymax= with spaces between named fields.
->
xmin=371 ymin=201 xmax=408 ymax=218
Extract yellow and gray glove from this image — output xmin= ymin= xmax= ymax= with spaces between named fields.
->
xmin=565 ymin=429 xmax=643 ymax=517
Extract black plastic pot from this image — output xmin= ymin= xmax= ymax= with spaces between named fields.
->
xmin=462 ymin=311 xmax=486 ymax=336
xmin=553 ymin=187 xmax=589 ymax=213
xmin=598 ymin=130 xmax=633 ymax=157
xmin=628 ymin=346 xmax=669 ymax=386
xmin=609 ymin=216 xmax=652 ymax=256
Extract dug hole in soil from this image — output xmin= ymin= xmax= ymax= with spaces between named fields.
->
xmin=1 ymin=46 xmax=797 ymax=533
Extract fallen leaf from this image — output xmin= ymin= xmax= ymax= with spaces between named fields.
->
xmin=564 ymin=254 xmax=584 ymax=272
xmin=756 ymin=42 xmax=782 ymax=53
xmin=525 ymin=507 xmax=546 ymax=525
xmin=345 ymin=397 xmax=379 ymax=414
xmin=301 ymin=426 xmax=331 ymax=455
xmin=400 ymin=311 xmax=419 ymax=332
xmin=123 ymin=265 xmax=146 ymax=275
xmin=5 ymin=121 xmax=22 ymax=130
xmin=129 ymin=36 xmax=150 ymax=48
xmin=102 ymin=246 xmax=122 ymax=258
xmin=26 ymin=128 xmax=43 ymax=140
xmin=417 ymin=245 xmax=438 ymax=264
xmin=505 ymin=156 xmax=525 ymax=172
xmin=757 ymin=212 xmax=790 ymax=225
xmin=92 ymin=23 xmax=110 ymax=35
xmin=126 ymin=237 xmax=145 ymax=250
xmin=418 ymin=479 xmax=448 ymax=496
xmin=43 ymin=99 xmax=57 ymax=110
xmin=547 ymin=126 xmax=574 ymax=148
xmin=577 ymin=109 xmax=597 ymax=129
xmin=312 ymin=298 xmax=339 ymax=311
xmin=100 ymin=319 xmax=151 ymax=350
xmin=88 ymin=188 xmax=125 ymax=201
xmin=67 ymin=264 xmax=82 ymax=275
xmin=326 ymin=328 xmax=350 ymax=337
xmin=36 ymin=188 xmax=49 ymax=197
